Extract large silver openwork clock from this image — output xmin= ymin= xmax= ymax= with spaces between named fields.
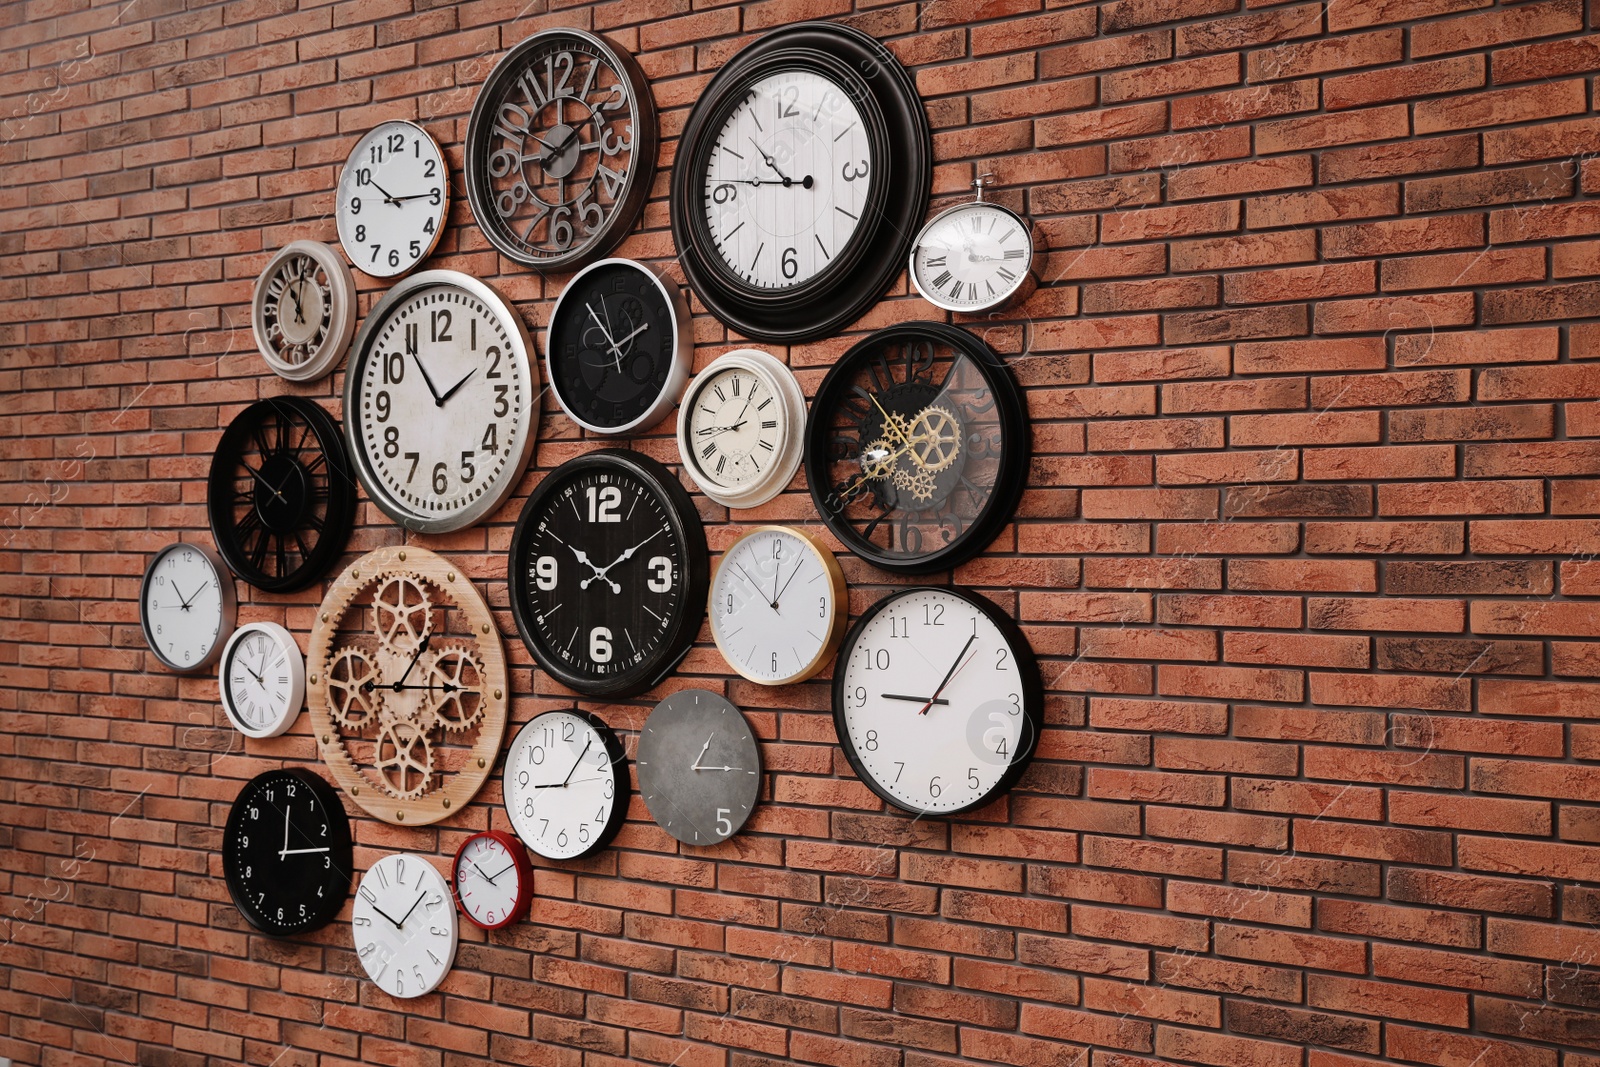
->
xmin=342 ymin=271 xmax=540 ymax=534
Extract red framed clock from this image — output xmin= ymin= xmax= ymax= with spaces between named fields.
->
xmin=450 ymin=829 xmax=533 ymax=931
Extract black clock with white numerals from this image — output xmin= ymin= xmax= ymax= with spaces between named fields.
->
xmin=669 ymin=22 xmax=931 ymax=343
xmin=223 ymin=768 xmax=353 ymax=937
xmin=508 ymin=450 xmax=708 ymax=698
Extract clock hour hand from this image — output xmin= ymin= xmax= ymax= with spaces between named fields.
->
xmin=469 ymin=860 xmax=499 ymax=885
xmin=881 ymin=693 xmax=951 ymax=706
xmin=372 ymin=633 xmax=429 ymax=693
xmin=569 ymin=544 xmax=621 ymax=594
xmin=280 ymin=846 xmax=331 ymax=856
xmin=367 ymin=178 xmax=401 ymax=206
xmin=690 ymin=733 xmax=715 ymax=771
xmin=585 ymin=302 xmax=627 ymax=371
xmin=437 ymin=367 xmax=477 ymax=404
xmin=369 ymin=902 xmax=405 ymax=929
xmin=243 ymin=463 xmax=286 ymax=501
xmin=747 ymin=138 xmax=813 ymax=189
xmin=286 ymin=282 xmax=306 ymax=324
xmin=409 ymin=349 xmax=446 ymax=405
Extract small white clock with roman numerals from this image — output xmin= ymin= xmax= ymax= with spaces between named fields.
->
xmin=675 ymin=349 xmax=806 ymax=509
xmin=910 ymin=178 xmax=1038 ymax=314
xmin=218 ymin=621 xmax=305 ymax=739
xmin=352 ymin=853 xmax=458 ymax=999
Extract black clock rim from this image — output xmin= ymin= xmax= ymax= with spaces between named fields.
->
xmin=507 ymin=448 xmax=709 ymax=698
xmin=502 ymin=709 xmax=631 ymax=859
xmin=635 ymin=689 xmax=763 ymax=846
xmin=207 ymin=396 xmax=357 ymax=594
xmin=803 ymin=321 xmax=1031 ymax=575
xmin=832 ymin=586 xmax=1045 ymax=818
xmin=222 ymin=768 xmax=354 ymax=936
xmin=464 ymin=28 xmax=658 ymax=273
xmin=669 ymin=21 xmax=931 ymax=344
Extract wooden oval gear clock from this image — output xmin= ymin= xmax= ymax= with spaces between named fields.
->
xmin=465 ymin=29 xmax=657 ymax=271
xmin=306 ymin=546 xmax=509 ymax=826
xmin=669 ymin=21 xmax=932 ymax=343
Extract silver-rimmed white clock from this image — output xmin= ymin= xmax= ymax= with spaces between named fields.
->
xmin=218 ymin=621 xmax=306 ymax=739
xmin=139 ymin=542 xmax=238 ymax=672
xmin=336 ymin=120 xmax=449 ymax=279
xmin=709 ymin=526 xmax=846 ymax=685
xmin=251 ymin=241 xmax=357 ymax=382
xmin=352 ymin=853 xmax=458 ymax=999
xmin=676 ymin=349 xmax=806 ymax=509
xmin=909 ymin=177 xmax=1038 ymax=314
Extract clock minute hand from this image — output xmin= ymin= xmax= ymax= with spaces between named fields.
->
xmin=585 ymin=303 xmax=627 ymax=370
xmin=561 ymin=738 xmax=594 ymax=788
xmin=397 ymin=889 xmax=427 ymax=928
xmin=918 ymin=634 xmax=977 ymax=716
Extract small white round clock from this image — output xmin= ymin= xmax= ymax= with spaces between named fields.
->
xmin=352 ymin=853 xmax=458 ymax=999
xmin=139 ymin=543 xmax=238 ymax=672
xmin=451 ymin=830 xmax=532 ymax=931
xmin=909 ymin=179 xmax=1038 ymax=314
xmin=676 ymin=349 xmax=807 ymax=509
xmin=503 ymin=710 xmax=628 ymax=861
xmin=251 ymin=240 xmax=357 ymax=382
xmin=218 ymin=622 xmax=306 ymax=739
xmin=336 ymin=119 xmax=449 ymax=279
xmin=709 ymin=526 xmax=847 ymax=685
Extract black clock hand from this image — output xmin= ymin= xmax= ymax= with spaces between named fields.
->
xmin=747 ymin=139 xmax=813 ymax=188
xmin=369 ymin=901 xmax=404 ymax=929
xmin=733 ymin=564 xmax=778 ymax=613
xmin=919 ymin=635 xmax=977 ymax=716
xmin=242 ymin=463 xmax=286 ymax=501
xmin=408 ymin=349 xmax=445 ymax=404
xmin=469 ymin=861 xmax=499 ymax=885
xmin=287 ymin=282 xmax=306 ymax=324
xmin=881 ymin=693 xmax=951 ymax=706
xmin=437 ymin=367 xmax=477 ymax=404
xmin=531 ymin=775 xmax=609 ymax=788
xmin=368 ymin=178 xmax=401 ymax=206
xmin=397 ymin=889 xmax=427 ymax=927
xmin=562 ymin=739 xmax=593 ymax=787
xmin=373 ymin=634 xmax=430 ymax=693
xmin=771 ymin=559 xmax=805 ymax=611
xmin=386 ymin=681 xmax=462 ymax=693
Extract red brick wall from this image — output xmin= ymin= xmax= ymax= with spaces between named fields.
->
xmin=5 ymin=0 xmax=1600 ymax=1064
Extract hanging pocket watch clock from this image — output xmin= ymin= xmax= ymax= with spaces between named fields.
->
xmin=545 ymin=258 xmax=692 ymax=435
xmin=502 ymin=709 xmax=628 ymax=860
xmin=507 ymin=450 xmax=709 ymax=699
xmin=207 ymin=396 xmax=357 ymax=593
xmin=804 ymin=322 xmax=1030 ymax=574
xmin=139 ymin=542 xmax=237 ymax=672
xmin=669 ymin=22 xmax=931 ymax=343
xmin=336 ymin=119 xmax=449 ymax=279
xmin=709 ymin=526 xmax=846 ymax=685
xmin=910 ymin=177 xmax=1040 ymax=313
xmin=223 ymin=768 xmax=353 ymax=936
xmin=306 ymin=546 xmax=509 ymax=826
xmin=251 ymin=240 xmax=357 ymax=382
xmin=834 ymin=586 xmax=1042 ymax=816
xmin=675 ymin=349 xmax=807 ymax=509
xmin=343 ymin=271 xmax=539 ymax=534
xmin=465 ymin=29 xmax=657 ymax=272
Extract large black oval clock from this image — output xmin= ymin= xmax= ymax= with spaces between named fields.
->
xmin=223 ymin=768 xmax=353 ymax=937
xmin=207 ymin=396 xmax=357 ymax=593
xmin=669 ymin=22 xmax=931 ymax=344
xmin=804 ymin=322 xmax=1030 ymax=574
xmin=508 ymin=449 xmax=709 ymax=698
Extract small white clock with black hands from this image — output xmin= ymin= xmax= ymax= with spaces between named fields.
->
xmin=636 ymin=690 xmax=761 ymax=846
xmin=834 ymin=587 xmax=1043 ymax=816
xmin=352 ymin=853 xmax=458 ymax=999
xmin=139 ymin=542 xmax=237 ymax=672
xmin=503 ymin=710 xmax=628 ymax=860
xmin=218 ymin=622 xmax=306 ymax=739
xmin=336 ymin=119 xmax=448 ymax=278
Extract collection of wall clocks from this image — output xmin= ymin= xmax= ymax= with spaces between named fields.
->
xmin=199 ymin=20 xmax=1056 ymax=994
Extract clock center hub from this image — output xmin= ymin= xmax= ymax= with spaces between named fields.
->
xmin=255 ymin=453 xmax=308 ymax=533
xmin=542 ymin=122 xmax=583 ymax=180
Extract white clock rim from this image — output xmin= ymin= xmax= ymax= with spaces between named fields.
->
xmin=355 ymin=853 xmax=458 ymax=998
xmin=342 ymin=270 xmax=541 ymax=534
xmin=707 ymin=525 xmax=847 ymax=687
xmin=217 ymin=621 xmax=306 ymax=739
xmin=545 ymin=257 xmax=693 ymax=436
xmin=908 ymin=199 xmax=1036 ymax=314
xmin=675 ymin=348 xmax=806 ymax=510
xmin=138 ymin=541 xmax=238 ymax=673
xmin=502 ymin=711 xmax=619 ymax=860
xmin=335 ymin=119 xmax=450 ymax=280
xmin=251 ymin=240 xmax=358 ymax=383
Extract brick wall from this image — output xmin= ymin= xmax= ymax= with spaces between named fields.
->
xmin=5 ymin=0 xmax=1600 ymax=1064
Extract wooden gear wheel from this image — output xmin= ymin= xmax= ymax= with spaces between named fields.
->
xmin=306 ymin=546 xmax=508 ymax=826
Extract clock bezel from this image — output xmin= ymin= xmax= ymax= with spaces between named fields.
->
xmin=222 ymin=767 xmax=354 ymax=937
xmin=502 ymin=709 xmax=630 ymax=861
xmin=251 ymin=240 xmax=358 ymax=382
xmin=708 ymin=525 xmax=847 ymax=686
xmin=909 ymin=199 xmax=1041 ymax=314
xmin=138 ymin=541 xmax=238 ymax=673
xmin=669 ymin=21 xmax=932 ymax=344
xmin=545 ymin=258 xmax=693 ymax=436
xmin=218 ymin=621 xmax=307 ymax=739
xmin=335 ymin=119 xmax=450 ymax=280
xmin=675 ymin=348 xmax=807 ymax=509
xmin=832 ymin=585 xmax=1044 ymax=817
xmin=450 ymin=829 xmax=533 ymax=931
xmin=507 ymin=448 xmax=709 ymax=699
xmin=464 ymin=28 xmax=658 ymax=272
xmin=342 ymin=269 xmax=541 ymax=535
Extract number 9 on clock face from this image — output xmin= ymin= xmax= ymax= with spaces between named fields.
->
xmin=834 ymin=587 xmax=1043 ymax=816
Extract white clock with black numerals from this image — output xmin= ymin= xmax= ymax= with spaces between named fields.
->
xmin=676 ymin=349 xmax=807 ymax=509
xmin=139 ymin=542 xmax=237 ymax=672
xmin=352 ymin=853 xmax=458 ymax=999
xmin=834 ymin=587 xmax=1044 ymax=816
xmin=218 ymin=621 xmax=305 ymax=739
xmin=503 ymin=710 xmax=628 ymax=860
xmin=336 ymin=120 xmax=449 ymax=279
xmin=343 ymin=271 xmax=540 ymax=534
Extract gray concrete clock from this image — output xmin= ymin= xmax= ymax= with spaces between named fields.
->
xmin=635 ymin=689 xmax=761 ymax=846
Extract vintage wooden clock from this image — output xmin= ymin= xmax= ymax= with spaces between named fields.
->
xmin=675 ymin=349 xmax=807 ymax=509
xmin=450 ymin=830 xmax=533 ymax=931
xmin=910 ymin=178 xmax=1040 ymax=313
xmin=251 ymin=240 xmax=357 ymax=381
xmin=502 ymin=709 xmax=628 ymax=860
xmin=207 ymin=396 xmax=357 ymax=593
xmin=353 ymin=853 xmax=458 ymax=998
xmin=804 ymin=322 xmax=1030 ymax=574
xmin=306 ymin=546 xmax=509 ymax=826
xmin=139 ymin=542 xmax=237 ymax=672
xmin=507 ymin=450 xmax=708 ymax=699
xmin=708 ymin=526 xmax=846 ymax=685
xmin=834 ymin=587 xmax=1042 ymax=816
xmin=222 ymin=768 xmax=353 ymax=937
xmin=636 ymin=689 xmax=762 ymax=846
xmin=336 ymin=119 xmax=449 ymax=278
xmin=343 ymin=271 xmax=539 ymax=534
xmin=669 ymin=22 xmax=931 ymax=343
xmin=465 ymin=29 xmax=657 ymax=271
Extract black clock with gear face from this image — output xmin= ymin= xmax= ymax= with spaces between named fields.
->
xmin=545 ymin=259 xmax=692 ymax=435
xmin=222 ymin=768 xmax=354 ymax=937
xmin=508 ymin=449 xmax=708 ymax=698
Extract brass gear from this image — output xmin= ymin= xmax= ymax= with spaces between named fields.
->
xmin=902 ymin=469 xmax=938 ymax=502
xmin=907 ymin=406 xmax=962 ymax=473
xmin=327 ymin=646 xmax=382 ymax=729
xmin=373 ymin=720 xmax=433 ymax=799
xmin=372 ymin=574 xmax=433 ymax=655
xmin=424 ymin=645 xmax=485 ymax=733
xmin=860 ymin=438 xmax=896 ymax=480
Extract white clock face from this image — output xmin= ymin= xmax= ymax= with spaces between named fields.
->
xmin=347 ymin=274 xmax=537 ymax=533
xmin=453 ymin=835 xmax=524 ymax=929
xmin=141 ymin=545 xmax=231 ymax=671
xmin=220 ymin=623 xmax=304 ymax=738
xmin=711 ymin=528 xmax=840 ymax=685
xmin=912 ymin=203 xmax=1033 ymax=311
xmin=702 ymin=69 xmax=872 ymax=290
xmin=685 ymin=365 xmax=784 ymax=492
xmin=336 ymin=121 xmax=448 ymax=278
xmin=352 ymin=853 xmax=457 ymax=999
xmin=504 ymin=711 xmax=622 ymax=860
xmin=837 ymin=589 xmax=1034 ymax=815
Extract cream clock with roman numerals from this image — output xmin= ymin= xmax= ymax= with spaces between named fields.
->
xmin=352 ymin=853 xmax=458 ymax=999
xmin=336 ymin=120 xmax=449 ymax=279
xmin=910 ymin=178 xmax=1038 ymax=314
xmin=251 ymin=241 xmax=357 ymax=382
xmin=675 ymin=349 xmax=806 ymax=509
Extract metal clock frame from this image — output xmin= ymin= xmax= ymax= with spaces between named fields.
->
xmin=138 ymin=541 xmax=238 ymax=673
xmin=908 ymin=180 xmax=1042 ymax=314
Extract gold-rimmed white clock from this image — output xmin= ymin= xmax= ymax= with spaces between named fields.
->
xmin=909 ymin=177 xmax=1038 ymax=314
xmin=251 ymin=241 xmax=357 ymax=382
xmin=675 ymin=349 xmax=806 ymax=509
xmin=709 ymin=526 xmax=847 ymax=686
xmin=336 ymin=120 xmax=449 ymax=279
